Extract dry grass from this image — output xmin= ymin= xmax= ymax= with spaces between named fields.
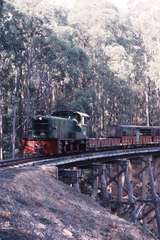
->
xmin=0 ymin=166 xmax=156 ymax=240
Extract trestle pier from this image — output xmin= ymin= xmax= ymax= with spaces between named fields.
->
xmin=58 ymin=154 xmax=160 ymax=238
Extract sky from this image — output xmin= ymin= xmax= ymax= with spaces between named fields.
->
xmin=53 ymin=0 xmax=129 ymax=10
xmin=54 ymin=0 xmax=76 ymax=8
xmin=111 ymin=0 xmax=128 ymax=9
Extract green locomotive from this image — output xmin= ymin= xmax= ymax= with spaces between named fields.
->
xmin=33 ymin=111 xmax=88 ymax=140
xmin=23 ymin=111 xmax=89 ymax=155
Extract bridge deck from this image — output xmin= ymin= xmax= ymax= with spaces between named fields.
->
xmin=30 ymin=146 xmax=160 ymax=167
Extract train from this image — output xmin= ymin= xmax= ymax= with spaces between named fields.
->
xmin=22 ymin=110 xmax=160 ymax=156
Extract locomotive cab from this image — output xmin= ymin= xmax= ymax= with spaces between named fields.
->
xmin=52 ymin=110 xmax=89 ymax=139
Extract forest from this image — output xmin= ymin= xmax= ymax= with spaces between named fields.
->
xmin=1 ymin=0 xmax=160 ymax=159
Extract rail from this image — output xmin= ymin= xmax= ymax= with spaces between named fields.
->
xmin=1 ymin=145 xmax=160 ymax=169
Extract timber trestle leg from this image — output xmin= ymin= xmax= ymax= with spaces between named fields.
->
xmin=58 ymin=154 xmax=160 ymax=238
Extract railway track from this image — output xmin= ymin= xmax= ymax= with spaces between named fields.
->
xmin=0 ymin=156 xmax=47 ymax=168
xmin=1 ymin=145 xmax=160 ymax=169
xmin=0 ymin=152 xmax=87 ymax=168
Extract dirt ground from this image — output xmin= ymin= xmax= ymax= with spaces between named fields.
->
xmin=0 ymin=165 xmax=156 ymax=240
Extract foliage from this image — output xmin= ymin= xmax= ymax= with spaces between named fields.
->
xmin=0 ymin=0 xmax=159 ymax=158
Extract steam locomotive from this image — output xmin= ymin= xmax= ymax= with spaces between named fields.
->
xmin=22 ymin=110 xmax=160 ymax=156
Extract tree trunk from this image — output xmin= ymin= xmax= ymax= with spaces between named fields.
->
xmin=0 ymin=102 xmax=3 ymax=160
xmin=145 ymin=88 xmax=150 ymax=126
xmin=17 ymin=65 xmax=24 ymax=147
xmin=12 ymin=68 xmax=18 ymax=159
xmin=12 ymin=104 xmax=17 ymax=159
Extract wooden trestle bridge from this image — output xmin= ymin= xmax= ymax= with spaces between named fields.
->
xmin=53 ymin=146 xmax=160 ymax=239
xmin=2 ymin=146 xmax=160 ymax=238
